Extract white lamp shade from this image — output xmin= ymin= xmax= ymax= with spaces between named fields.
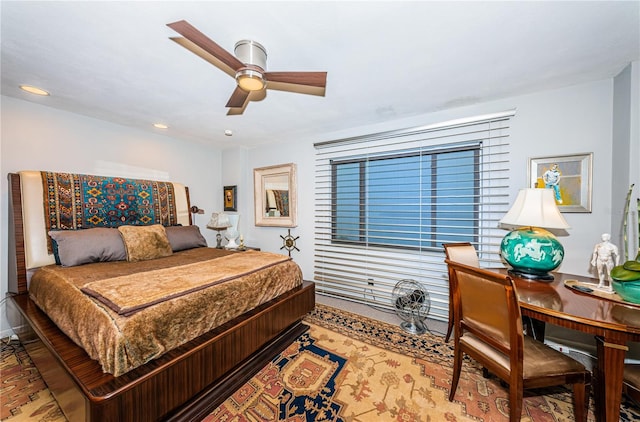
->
xmin=207 ymin=212 xmax=231 ymax=229
xmin=499 ymin=188 xmax=570 ymax=230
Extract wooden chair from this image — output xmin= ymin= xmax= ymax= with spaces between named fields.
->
xmin=443 ymin=243 xmax=479 ymax=342
xmin=445 ymin=259 xmax=591 ymax=422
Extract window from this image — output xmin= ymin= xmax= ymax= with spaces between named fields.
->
xmin=332 ymin=146 xmax=479 ymax=250
xmin=314 ymin=111 xmax=514 ymax=321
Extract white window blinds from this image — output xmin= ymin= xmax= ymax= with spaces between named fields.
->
xmin=313 ymin=110 xmax=514 ymax=321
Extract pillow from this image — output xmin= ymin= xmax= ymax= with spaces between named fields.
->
xmin=118 ymin=224 xmax=173 ymax=262
xmin=165 ymin=225 xmax=207 ymax=252
xmin=48 ymin=228 xmax=127 ymax=267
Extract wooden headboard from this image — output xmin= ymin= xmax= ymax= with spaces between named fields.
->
xmin=8 ymin=171 xmax=192 ymax=294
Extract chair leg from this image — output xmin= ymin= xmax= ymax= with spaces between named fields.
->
xmin=449 ymin=347 xmax=463 ymax=401
xmin=445 ymin=283 xmax=454 ymax=342
xmin=445 ymin=317 xmax=453 ymax=342
xmin=572 ymin=382 xmax=589 ymax=422
xmin=508 ymin=384 xmax=523 ymax=422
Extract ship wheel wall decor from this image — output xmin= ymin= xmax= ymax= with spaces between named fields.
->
xmin=280 ymin=229 xmax=300 ymax=257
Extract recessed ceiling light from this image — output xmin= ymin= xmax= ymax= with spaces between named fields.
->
xmin=224 ymin=129 xmax=233 ymax=136
xmin=19 ymin=85 xmax=49 ymax=96
xmin=153 ymin=123 xmax=169 ymax=129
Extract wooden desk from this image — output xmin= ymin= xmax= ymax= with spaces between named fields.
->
xmin=495 ymin=269 xmax=640 ymax=422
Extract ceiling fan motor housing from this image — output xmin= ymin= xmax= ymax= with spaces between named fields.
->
xmin=234 ymin=40 xmax=267 ymax=91
xmin=234 ymin=40 xmax=267 ymax=70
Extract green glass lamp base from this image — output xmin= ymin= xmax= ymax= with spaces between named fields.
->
xmin=500 ymin=227 xmax=565 ymax=282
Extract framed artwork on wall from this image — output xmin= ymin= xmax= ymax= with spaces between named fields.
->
xmin=254 ymin=163 xmax=297 ymax=227
xmin=224 ymin=185 xmax=237 ymax=211
xmin=528 ymin=153 xmax=593 ymax=213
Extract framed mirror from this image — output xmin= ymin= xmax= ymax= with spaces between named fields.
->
xmin=254 ymin=163 xmax=297 ymax=227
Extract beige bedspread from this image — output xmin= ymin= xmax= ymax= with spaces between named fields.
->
xmin=29 ymin=248 xmax=303 ymax=376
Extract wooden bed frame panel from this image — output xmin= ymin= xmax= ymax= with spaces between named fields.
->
xmin=6 ymin=172 xmax=316 ymax=421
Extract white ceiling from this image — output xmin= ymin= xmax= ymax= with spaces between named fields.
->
xmin=2 ymin=1 xmax=639 ymax=149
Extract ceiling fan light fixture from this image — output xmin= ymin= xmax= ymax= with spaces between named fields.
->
xmin=236 ymin=69 xmax=265 ymax=92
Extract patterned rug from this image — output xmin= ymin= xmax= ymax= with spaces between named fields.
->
xmin=1 ymin=339 xmax=62 ymax=421
xmin=2 ymin=304 xmax=640 ymax=421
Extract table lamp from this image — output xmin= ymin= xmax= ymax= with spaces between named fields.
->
xmin=224 ymin=214 xmax=240 ymax=249
xmin=499 ymin=188 xmax=570 ymax=281
xmin=207 ymin=212 xmax=231 ymax=249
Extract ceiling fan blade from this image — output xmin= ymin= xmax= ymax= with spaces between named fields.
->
xmin=226 ymin=108 xmax=245 ymax=116
xmin=267 ymin=81 xmax=326 ymax=97
xmin=264 ymin=71 xmax=327 ymax=88
xmin=169 ymin=37 xmax=236 ymax=78
xmin=167 ymin=20 xmax=244 ymax=71
xmin=226 ymin=86 xmax=250 ymax=108
xmin=226 ymin=90 xmax=266 ymax=115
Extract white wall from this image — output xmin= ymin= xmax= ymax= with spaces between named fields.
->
xmin=231 ymin=75 xmax=638 ymax=284
xmin=632 ymin=61 xmax=640 ymax=257
xmin=238 ymin=141 xmax=316 ymax=272
xmin=1 ymin=96 xmax=223 ymax=337
xmin=220 ymin=147 xmax=250 ymax=243
xmin=612 ymin=63 xmax=637 ymax=261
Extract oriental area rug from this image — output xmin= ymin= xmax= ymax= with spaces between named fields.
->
xmin=2 ymin=304 xmax=640 ymax=421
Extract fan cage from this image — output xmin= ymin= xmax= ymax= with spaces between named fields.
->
xmin=392 ymin=279 xmax=431 ymax=334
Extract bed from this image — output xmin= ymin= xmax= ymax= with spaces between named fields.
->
xmin=6 ymin=170 xmax=315 ymax=421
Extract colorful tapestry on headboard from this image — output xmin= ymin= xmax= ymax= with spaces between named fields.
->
xmin=41 ymin=172 xmax=178 ymax=236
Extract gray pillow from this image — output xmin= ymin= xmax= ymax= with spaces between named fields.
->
xmin=49 ymin=228 xmax=127 ymax=267
xmin=165 ymin=225 xmax=208 ymax=252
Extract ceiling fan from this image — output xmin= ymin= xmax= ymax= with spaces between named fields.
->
xmin=167 ymin=20 xmax=327 ymax=115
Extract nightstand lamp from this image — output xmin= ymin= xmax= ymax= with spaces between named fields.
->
xmin=499 ymin=188 xmax=570 ymax=281
xmin=207 ymin=212 xmax=231 ymax=249
xmin=224 ymin=214 xmax=240 ymax=249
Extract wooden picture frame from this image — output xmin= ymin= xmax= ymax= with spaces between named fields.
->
xmin=254 ymin=163 xmax=297 ymax=227
xmin=223 ymin=185 xmax=237 ymax=211
xmin=528 ymin=153 xmax=593 ymax=213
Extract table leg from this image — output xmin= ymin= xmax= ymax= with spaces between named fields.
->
xmin=523 ymin=316 xmax=546 ymax=341
xmin=595 ymin=336 xmax=627 ymax=422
